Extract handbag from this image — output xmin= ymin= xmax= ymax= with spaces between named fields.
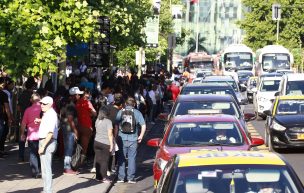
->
xmin=71 ymin=143 xmax=83 ymax=170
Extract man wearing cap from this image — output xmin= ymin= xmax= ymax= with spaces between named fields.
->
xmin=60 ymin=87 xmax=81 ymax=175
xmin=37 ymin=96 xmax=58 ymax=193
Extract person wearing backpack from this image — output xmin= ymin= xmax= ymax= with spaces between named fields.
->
xmin=115 ymin=97 xmax=146 ymax=184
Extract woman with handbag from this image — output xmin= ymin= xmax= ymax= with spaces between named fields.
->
xmin=94 ymin=106 xmax=114 ymax=183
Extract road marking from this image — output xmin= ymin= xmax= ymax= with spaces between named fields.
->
xmin=247 ymin=122 xmax=269 ymax=152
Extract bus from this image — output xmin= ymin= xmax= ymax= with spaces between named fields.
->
xmin=255 ymin=45 xmax=294 ymax=76
xmin=183 ymin=52 xmax=215 ymax=73
xmin=220 ymin=44 xmax=255 ymax=75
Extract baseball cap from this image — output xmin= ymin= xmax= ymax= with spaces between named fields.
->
xmin=69 ymin=87 xmax=84 ymax=95
xmin=40 ymin=96 xmax=53 ymax=105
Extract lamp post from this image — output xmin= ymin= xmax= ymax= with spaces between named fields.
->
xmin=195 ymin=0 xmax=200 ymax=53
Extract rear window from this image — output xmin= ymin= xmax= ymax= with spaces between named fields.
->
xmin=181 ymin=87 xmax=235 ymax=96
xmin=167 ymin=165 xmax=300 ymax=193
xmin=260 ymin=80 xmax=280 ymax=92
xmin=166 ymin=122 xmax=243 ymax=146
xmin=286 ymin=81 xmax=304 ymax=95
xmin=172 ymin=101 xmax=240 ymax=118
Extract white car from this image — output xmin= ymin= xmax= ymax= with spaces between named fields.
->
xmin=277 ymin=73 xmax=304 ymax=96
xmin=253 ymin=76 xmax=281 ymax=119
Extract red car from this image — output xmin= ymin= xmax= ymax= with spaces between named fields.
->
xmin=147 ymin=114 xmax=264 ymax=186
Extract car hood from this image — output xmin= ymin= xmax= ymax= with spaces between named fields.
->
xmin=165 ymin=145 xmax=249 ymax=157
xmin=275 ymin=115 xmax=304 ymax=127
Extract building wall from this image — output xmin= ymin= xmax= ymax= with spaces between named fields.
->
xmin=176 ymin=0 xmax=246 ymax=56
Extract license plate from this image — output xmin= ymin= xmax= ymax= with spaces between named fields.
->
xmin=297 ymin=134 xmax=304 ymax=140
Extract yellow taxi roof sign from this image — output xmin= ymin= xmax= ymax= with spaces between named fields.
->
xmin=178 ymin=151 xmax=285 ymax=167
xmin=277 ymin=95 xmax=304 ymax=100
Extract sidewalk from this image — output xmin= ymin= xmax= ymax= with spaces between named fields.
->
xmin=0 ymin=142 xmax=113 ymax=193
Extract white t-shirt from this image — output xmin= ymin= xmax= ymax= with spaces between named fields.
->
xmin=149 ymin=90 xmax=157 ymax=105
xmin=38 ymin=108 xmax=58 ymax=139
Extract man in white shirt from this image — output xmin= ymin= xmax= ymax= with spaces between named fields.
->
xmin=37 ymin=96 xmax=58 ymax=193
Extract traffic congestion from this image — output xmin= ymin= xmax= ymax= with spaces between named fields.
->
xmin=1 ymin=1 xmax=304 ymax=193
xmin=144 ymin=43 xmax=304 ymax=193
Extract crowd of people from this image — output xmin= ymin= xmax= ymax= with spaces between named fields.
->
xmin=0 ymin=64 xmax=183 ymax=193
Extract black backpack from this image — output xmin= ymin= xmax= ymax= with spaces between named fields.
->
xmin=120 ymin=108 xmax=136 ymax=133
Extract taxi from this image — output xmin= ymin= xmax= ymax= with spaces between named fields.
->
xmin=264 ymin=95 xmax=304 ymax=151
xmin=156 ymin=150 xmax=304 ymax=193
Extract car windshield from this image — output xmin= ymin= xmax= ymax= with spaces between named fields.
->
xmin=224 ymin=52 xmax=253 ymax=71
xmin=203 ymin=80 xmax=239 ymax=92
xmin=238 ymin=72 xmax=253 ymax=79
xmin=260 ymin=80 xmax=280 ymax=92
xmin=276 ymin=100 xmax=304 ymax=115
xmin=262 ymin=53 xmax=290 ymax=71
xmin=166 ymin=122 xmax=243 ymax=146
xmin=168 ymin=165 xmax=299 ymax=193
xmin=173 ymin=101 xmax=240 ymax=118
xmin=181 ymin=87 xmax=235 ymax=96
xmin=286 ymin=81 xmax=304 ymax=95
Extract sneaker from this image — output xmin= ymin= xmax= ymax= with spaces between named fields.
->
xmin=90 ymin=167 xmax=96 ymax=173
xmin=63 ymin=169 xmax=79 ymax=175
xmin=103 ymin=178 xmax=112 ymax=183
xmin=128 ymin=180 xmax=136 ymax=184
xmin=107 ymin=171 xmax=111 ymax=176
xmin=116 ymin=179 xmax=125 ymax=183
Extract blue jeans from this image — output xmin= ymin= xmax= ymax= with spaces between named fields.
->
xmin=62 ymin=128 xmax=75 ymax=170
xmin=40 ymin=139 xmax=57 ymax=193
xmin=28 ymin=140 xmax=40 ymax=175
xmin=117 ymin=137 xmax=137 ymax=181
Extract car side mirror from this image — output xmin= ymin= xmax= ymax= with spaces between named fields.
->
xmin=251 ymin=137 xmax=264 ymax=147
xmin=274 ymin=91 xmax=280 ymax=96
xmin=240 ymin=86 xmax=247 ymax=92
xmin=244 ymin=113 xmax=256 ymax=122
xmin=147 ymin=138 xmax=161 ymax=147
xmin=263 ymin=110 xmax=272 ymax=116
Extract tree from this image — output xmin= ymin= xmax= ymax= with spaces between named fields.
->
xmin=0 ymin=0 xmax=102 ymax=77
xmin=238 ymin=0 xmax=304 ymax=70
xmin=187 ymin=34 xmax=208 ymax=54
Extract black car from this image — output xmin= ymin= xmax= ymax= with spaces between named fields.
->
xmin=264 ymin=96 xmax=304 ymax=151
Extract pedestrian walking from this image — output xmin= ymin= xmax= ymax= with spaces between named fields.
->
xmin=0 ymin=77 xmax=13 ymax=158
xmin=60 ymin=87 xmax=80 ymax=175
xmin=75 ymin=88 xmax=96 ymax=163
xmin=115 ymin=97 xmax=146 ymax=183
xmin=37 ymin=96 xmax=58 ymax=193
xmin=20 ymin=93 xmax=41 ymax=178
xmin=94 ymin=106 xmax=114 ymax=183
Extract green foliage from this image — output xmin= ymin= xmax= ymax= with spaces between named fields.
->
xmin=0 ymin=0 xmax=101 ymax=77
xmin=187 ymin=35 xmax=208 ymax=54
xmin=238 ymin=0 xmax=304 ymax=69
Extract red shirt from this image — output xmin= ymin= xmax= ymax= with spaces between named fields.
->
xmin=76 ymin=98 xmax=95 ymax=129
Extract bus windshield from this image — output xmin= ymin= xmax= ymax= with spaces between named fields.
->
xmin=190 ymin=61 xmax=213 ymax=70
xmin=262 ymin=53 xmax=290 ymax=71
xmin=224 ymin=52 xmax=253 ymax=71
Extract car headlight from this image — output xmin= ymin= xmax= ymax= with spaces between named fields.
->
xmin=272 ymin=121 xmax=286 ymax=131
xmin=157 ymin=158 xmax=168 ymax=171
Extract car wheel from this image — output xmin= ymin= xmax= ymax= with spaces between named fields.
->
xmin=258 ymin=113 xmax=266 ymax=120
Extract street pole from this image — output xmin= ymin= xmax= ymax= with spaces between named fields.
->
xmin=195 ymin=0 xmax=200 ymax=53
xmin=276 ymin=19 xmax=280 ymax=43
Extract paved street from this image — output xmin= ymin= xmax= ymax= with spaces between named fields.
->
xmin=0 ymin=143 xmax=113 ymax=193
